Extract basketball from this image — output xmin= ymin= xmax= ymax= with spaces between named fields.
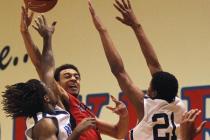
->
xmin=24 ymin=0 xmax=58 ymax=13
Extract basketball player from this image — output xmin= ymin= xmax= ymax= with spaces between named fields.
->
xmin=20 ymin=5 xmax=129 ymax=140
xmin=180 ymin=109 xmax=206 ymax=140
xmin=88 ymin=0 xmax=186 ymax=139
xmin=2 ymin=78 xmax=96 ymax=140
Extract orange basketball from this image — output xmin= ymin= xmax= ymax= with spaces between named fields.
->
xmin=24 ymin=0 xmax=58 ymax=13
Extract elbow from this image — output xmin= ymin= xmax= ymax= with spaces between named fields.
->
xmin=115 ymin=128 xmax=128 ymax=139
xmin=110 ymin=65 xmax=125 ymax=77
xmin=116 ymin=134 xmax=127 ymax=139
xmin=114 ymin=118 xmax=129 ymax=139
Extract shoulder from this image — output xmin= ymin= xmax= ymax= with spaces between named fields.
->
xmin=174 ymin=97 xmax=186 ymax=111
xmin=32 ymin=118 xmax=58 ymax=139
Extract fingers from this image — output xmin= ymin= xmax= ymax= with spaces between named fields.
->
xmin=34 ymin=15 xmax=46 ymax=28
xmin=116 ymin=16 xmax=126 ymax=24
xmin=37 ymin=16 xmax=44 ymax=26
xmin=106 ymin=105 xmax=121 ymax=114
xmin=21 ymin=6 xmax=27 ymax=19
xmin=106 ymin=106 xmax=115 ymax=111
xmin=21 ymin=5 xmax=33 ymax=26
xmin=121 ymin=0 xmax=128 ymax=9
xmin=182 ymin=109 xmax=197 ymax=121
xmin=110 ymin=95 xmax=121 ymax=105
xmin=83 ymin=117 xmax=96 ymax=128
xmin=187 ymin=109 xmax=200 ymax=120
xmin=113 ymin=3 xmax=125 ymax=14
xmin=51 ymin=21 xmax=57 ymax=32
xmin=52 ymin=21 xmax=57 ymax=26
xmin=21 ymin=6 xmax=25 ymax=14
xmin=115 ymin=0 xmax=126 ymax=11
xmin=88 ymin=0 xmax=95 ymax=16
xmin=32 ymin=25 xmax=39 ymax=32
xmin=191 ymin=110 xmax=201 ymax=120
xmin=126 ymin=0 xmax=132 ymax=8
xmin=25 ymin=6 xmax=28 ymax=15
xmin=196 ymin=121 xmax=207 ymax=134
xmin=41 ymin=14 xmax=47 ymax=25
xmin=34 ymin=19 xmax=40 ymax=28
xmin=29 ymin=12 xmax=34 ymax=21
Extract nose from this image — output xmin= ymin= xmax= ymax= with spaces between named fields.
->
xmin=70 ymin=75 xmax=77 ymax=81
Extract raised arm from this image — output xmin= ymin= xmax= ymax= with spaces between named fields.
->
xmin=31 ymin=15 xmax=70 ymax=109
xmin=114 ymin=0 xmax=162 ymax=75
xmin=88 ymin=0 xmax=144 ymax=121
xmin=21 ymin=7 xmax=68 ymax=109
xmin=21 ymin=6 xmax=56 ymax=83
xmin=20 ymin=6 xmax=43 ymax=78
xmin=31 ymin=14 xmax=56 ymax=83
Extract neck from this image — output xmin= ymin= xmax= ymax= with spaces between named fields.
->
xmin=43 ymin=103 xmax=56 ymax=114
xmin=67 ymin=92 xmax=79 ymax=98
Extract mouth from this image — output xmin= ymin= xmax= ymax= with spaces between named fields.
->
xmin=68 ymin=84 xmax=78 ymax=91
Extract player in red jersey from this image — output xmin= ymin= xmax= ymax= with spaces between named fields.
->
xmin=20 ymin=5 xmax=129 ymax=140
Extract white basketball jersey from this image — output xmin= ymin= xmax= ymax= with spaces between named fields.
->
xmin=130 ymin=96 xmax=186 ymax=140
xmin=26 ymin=106 xmax=72 ymax=140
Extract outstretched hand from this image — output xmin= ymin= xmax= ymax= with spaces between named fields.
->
xmin=88 ymin=0 xmax=106 ymax=32
xmin=180 ymin=109 xmax=206 ymax=140
xmin=20 ymin=6 xmax=34 ymax=32
xmin=32 ymin=15 xmax=57 ymax=38
xmin=114 ymin=0 xmax=140 ymax=28
xmin=106 ymin=95 xmax=128 ymax=118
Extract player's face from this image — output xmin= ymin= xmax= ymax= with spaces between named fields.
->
xmin=58 ymin=68 xmax=80 ymax=97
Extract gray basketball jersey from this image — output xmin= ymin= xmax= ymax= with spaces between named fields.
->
xmin=130 ymin=97 xmax=186 ymax=140
xmin=26 ymin=106 xmax=72 ymax=140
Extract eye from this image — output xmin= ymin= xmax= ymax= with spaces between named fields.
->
xmin=64 ymin=74 xmax=71 ymax=79
xmin=74 ymin=74 xmax=80 ymax=80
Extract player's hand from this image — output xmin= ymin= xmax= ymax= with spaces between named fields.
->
xmin=88 ymin=0 xmax=106 ymax=32
xmin=20 ymin=6 xmax=34 ymax=32
xmin=180 ymin=109 xmax=206 ymax=140
xmin=106 ymin=95 xmax=128 ymax=118
xmin=75 ymin=118 xmax=96 ymax=133
xmin=114 ymin=0 xmax=140 ymax=29
xmin=32 ymin=15 xmax=56 ymax=38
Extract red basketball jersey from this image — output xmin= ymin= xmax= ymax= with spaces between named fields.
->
xmin=68 ymin=94 xmax=102 ymax=140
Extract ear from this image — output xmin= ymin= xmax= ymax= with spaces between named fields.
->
xmin=44 ymin=95 xmax=50 ymax=103
xmin=152 ymin=90 xmax=158 ymax=98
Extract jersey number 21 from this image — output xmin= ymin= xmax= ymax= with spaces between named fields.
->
xmin=152 ymin=112 xmax=177 ymax=140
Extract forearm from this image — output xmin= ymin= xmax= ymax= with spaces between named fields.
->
xmin=114 ymin=115 xmax=129 ymax=139
xmin=98 ymin=29 xmax=144 ymax=121
xmin=97 ymin=115 xmax=129 ymax=139
xmin=42 ymin=35 xmax=55 ymax=71
xmin=181 ymin=136 xmax=193 ymax=140
xmin=21 ymin=30 xmax=42 ymax=77
xmin=132 ymin=24 xmax=162 ymax=75
xmin=98 ymin=29 xmax=125 ymax=75
xmin=67 ymin=128 xmax=81 ymax=140
xmin=41 ymin=35 xmax=56 ymax=85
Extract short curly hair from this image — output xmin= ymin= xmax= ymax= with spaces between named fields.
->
xmin=151 ymin=71 xmax=178 ymax=103
xmin=54 ymin=64 xmax=80 ymax=81
xmin=2 ymin=79 xmax=47 ymax=118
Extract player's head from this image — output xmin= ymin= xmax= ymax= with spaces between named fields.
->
xmin=54 ymin=64 xmax=81 ymax=97
xmin=2 ymin=79 xmax=57 ymax=118
xmin=148 ymin=71 xmax=178 ymax=103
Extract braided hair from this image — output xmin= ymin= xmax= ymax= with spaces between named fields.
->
xmin=2 ymin=79 xmax=47 ymax=118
